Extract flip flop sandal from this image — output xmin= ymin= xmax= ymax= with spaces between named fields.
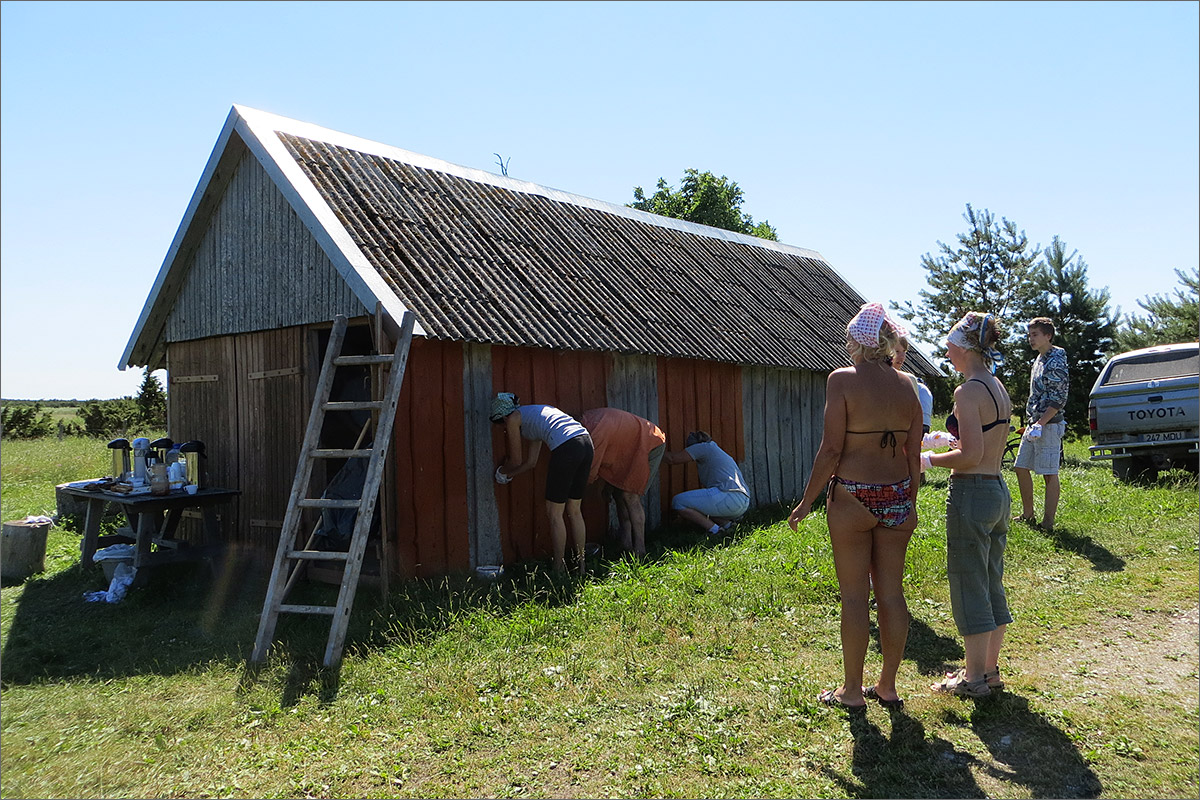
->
xmin=862 ymin=686 xmax=904 ymax=709
xmin=944 ymin=667 xmax=1005 ymax=691
xmin=932 ymin=672 xmax=991 ymax=698
xmin=818 ymin=688 xmax=866 ymax=712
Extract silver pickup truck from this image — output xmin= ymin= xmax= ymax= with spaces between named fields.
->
xmin=1088 ymin=342 xmax=1199 ymax=482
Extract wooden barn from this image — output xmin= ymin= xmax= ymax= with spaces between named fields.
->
xmin=120 ymin=105 xmax=936 ymax=579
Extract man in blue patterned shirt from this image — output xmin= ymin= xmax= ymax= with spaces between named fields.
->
xmin=1014 ymin=317 xmax=1069 ymax=531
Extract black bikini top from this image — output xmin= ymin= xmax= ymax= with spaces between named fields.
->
xmin=845 ymin=428 xmax=902 ymax=456
xmin=946 ymin=378 xmax=1006 ymax=439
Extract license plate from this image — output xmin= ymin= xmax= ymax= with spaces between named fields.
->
xmin=1140 ymin=430 xmax=1189 ymax=442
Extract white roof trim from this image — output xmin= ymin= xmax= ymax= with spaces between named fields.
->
xmin=233 ymin=106 xmax=423 ymax=337
xmin=231 ymin=105 xmax=828 ymax=265
xmin=119 ymin=108 xmax=243 ymax=369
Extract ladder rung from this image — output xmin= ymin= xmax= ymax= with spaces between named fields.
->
xmin=311 ymin=448 xmax=373 ymax=459
xmin=322 ymin=401 xmax=385 ymax=411
xmin=298 ymin=499 xmax=362 ymax=509
xmin=333 ymin=354 xmax=393 ymax=366
xmin=280 ymin=604 xmax=337 ymax=616
xmin=288 ymin=550 xmax=351 ymax=561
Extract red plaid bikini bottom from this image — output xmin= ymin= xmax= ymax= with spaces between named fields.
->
xmin=831 ymin=475 xmax=913 ymax=528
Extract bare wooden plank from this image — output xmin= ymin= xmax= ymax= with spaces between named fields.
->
xmin=463 ymin=342 xmax=503 ymax=569
xmin=763 ymin=368 xmax=782 ymax=505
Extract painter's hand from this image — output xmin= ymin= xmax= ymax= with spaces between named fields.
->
xmin=494 ymin=465 xmax=512 ymax=485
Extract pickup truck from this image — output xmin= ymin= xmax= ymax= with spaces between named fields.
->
xmin=1088 ymin=341 xmax=1199 ymax=482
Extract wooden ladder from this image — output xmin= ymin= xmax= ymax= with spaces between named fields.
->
xmin=251 ymin=311 xmax=414 ymax=667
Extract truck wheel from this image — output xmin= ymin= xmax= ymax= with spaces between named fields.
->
xmin=1114 ymin=455 xmax=1157 ymax=483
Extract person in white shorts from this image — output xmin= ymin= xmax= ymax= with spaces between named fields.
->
xmin=1014 ymin=317 xmax=1069 ymax=532
xmin=662 ymin=432 xmax=750 ymax=536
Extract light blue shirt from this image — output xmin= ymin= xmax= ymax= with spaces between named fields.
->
xmin=685 ymin=441 xmax=749 ymax=496
xmin=519 ymin=405 xmax=587 ymax=450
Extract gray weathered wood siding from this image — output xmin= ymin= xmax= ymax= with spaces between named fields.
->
xmin=165 ymin=149 xmax=366 ymax=344
xmin=740 ymin=366 xmax=826 ymax=508
xmin=462 ymin=342 xmax=503 ymax=569
xmin=605 ymin=353 xmax=662 ymax=530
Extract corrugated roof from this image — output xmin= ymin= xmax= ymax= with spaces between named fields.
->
xmin=277 ymin=133 xmax=876 ymax=372
xmin=122 ymin=106 xmax=938 ymax=376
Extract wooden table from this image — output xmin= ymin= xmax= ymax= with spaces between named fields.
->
xmin=59 ymin=484 xmax=240 ymax=573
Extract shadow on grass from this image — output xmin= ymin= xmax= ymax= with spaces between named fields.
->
xmin=822 ymin=706 xmax=985 ymax=798
xmin=0 ymin=545 xmax=268 ymax=687
xmin=970 ymin=691 xmax=1103 ymax=798
xmin=1042 ymin=524 xmax=1126 ymax=572
xmin=0 ymin=543 xmax=590 ymax=701
xmin=822 ymin=692 xmax=1102 ymax=798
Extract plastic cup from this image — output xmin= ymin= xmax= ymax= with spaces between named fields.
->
xmin=185 ymin=484 xmax=199 ymax=495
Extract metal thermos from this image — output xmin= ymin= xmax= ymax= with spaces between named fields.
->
xmin=180 ymin=440 xmax=206 ymax=489
xmin=107 ymin=438 xmax=131 ymax=481
xmin=150 ymin=437 xmax=174 ymax=464
xmin=131 ymin=437 xmax=151 ymax=485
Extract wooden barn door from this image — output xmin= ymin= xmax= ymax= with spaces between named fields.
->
xmin=235 ymin=327 xmax=307 ymax=551
xmin=166 ymin=336 xmax=240 ymax=542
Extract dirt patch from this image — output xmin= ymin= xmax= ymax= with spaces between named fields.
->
xmin=1021 ymin=605 xmax=1199 ymax=704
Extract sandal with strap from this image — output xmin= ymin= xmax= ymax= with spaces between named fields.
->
xmin=931 ymin=672 xmax=991 ymax=698
xmin=944 ymin=667 xmax=1005 ymax=691
xmin=818 ymin=688 xmax=867 ymax=712
xmin=862 ymin=685 xmax=904 ymax=709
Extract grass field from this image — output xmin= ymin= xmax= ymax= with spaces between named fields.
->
xmin=1 ymin=433 xmax=1196 ymax=799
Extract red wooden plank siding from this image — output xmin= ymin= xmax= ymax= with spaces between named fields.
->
xmin=386 ymin=337 xmax=471 ymax=578
xmin=410 ymin=340 xmax=448 ymax=577
xmin=440 ymin=342 xmax=470 ymax=573
xmin=490 ymin=345 xmax=610 ymax=562
xmin=656 ymin=357 xmax=743 ymax=514
xmin=391 ymin=340 xmax=418 ymax=578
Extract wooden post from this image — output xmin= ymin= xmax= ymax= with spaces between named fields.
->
xmin=2 ymin=519 xmax=51 ymax=581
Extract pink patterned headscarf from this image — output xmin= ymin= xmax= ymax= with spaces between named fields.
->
xmin=847 ymin=302 xmax=907 ymax=348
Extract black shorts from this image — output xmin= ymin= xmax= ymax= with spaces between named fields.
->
xmin=545 ymin=433 xmax=594 ymax=504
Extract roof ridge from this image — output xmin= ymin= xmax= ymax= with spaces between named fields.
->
xmin=233 ymin=104 xmax=827 ymax=264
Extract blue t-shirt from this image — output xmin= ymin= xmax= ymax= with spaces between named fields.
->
xmin=685 ymin=441 xmax=749 ymax=496
xmin=519 ymin=405 xmax=588 ymax=450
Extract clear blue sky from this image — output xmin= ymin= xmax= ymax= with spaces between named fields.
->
xmin=2 ymin=0 xmax=1196 ymax=399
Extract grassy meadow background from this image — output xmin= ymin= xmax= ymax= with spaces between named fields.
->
xmin=1 ymin=429 xmax=1196 ymax=799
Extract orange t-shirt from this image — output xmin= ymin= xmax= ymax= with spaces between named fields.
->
xmin=581 ymin=407 xmax=666 ymax=494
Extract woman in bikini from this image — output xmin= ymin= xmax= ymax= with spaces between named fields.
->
xmin=789 ymin=302 xmax=923 ymax=711
xmin=924 ymin=312 xmax=1014 ymax=698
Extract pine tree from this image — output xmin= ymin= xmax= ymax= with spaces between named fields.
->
xmin=136 ymin=368 xmax=167 ymax=428
xmin=892 ymin=204 xmax=1041 ymax=387
xmin=1115 ymin=268 xmax=1199 ymax=351
xmin=1013 ymin=237 xmax=1117 ymax=435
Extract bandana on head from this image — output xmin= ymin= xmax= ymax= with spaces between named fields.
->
xmin=847 ymin=302 xmax=907 ymax=348
xmin=489 ymin=392 xmax=519 ymax=422
xmin=947 ymin=313 xmax=1005 ymax=374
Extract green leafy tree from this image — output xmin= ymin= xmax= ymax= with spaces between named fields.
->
xmin=1013 ymin=237 xmax=1117 ymax=436
xmin=1115 ymin=268 xmax=1199 ymax=351
xmin=892 ymin=204 xmax=1041 ymax=388
xmin=630 ymin=169 xmax=779 ymax=241
xmin=136 ymin=368 xmax=167 ymax=428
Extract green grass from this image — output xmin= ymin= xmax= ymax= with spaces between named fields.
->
xmin=1 ymin=434 xmax=1196 ymax=798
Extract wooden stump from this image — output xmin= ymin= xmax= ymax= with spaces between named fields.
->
xmin=2 ymin=519 xmax=51 ymax=581
xmin=55 ymin=483 xmax=93 ymax=527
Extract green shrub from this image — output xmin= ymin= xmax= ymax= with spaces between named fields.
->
xmin=0 ymin=403 xmax=54 ymax=439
